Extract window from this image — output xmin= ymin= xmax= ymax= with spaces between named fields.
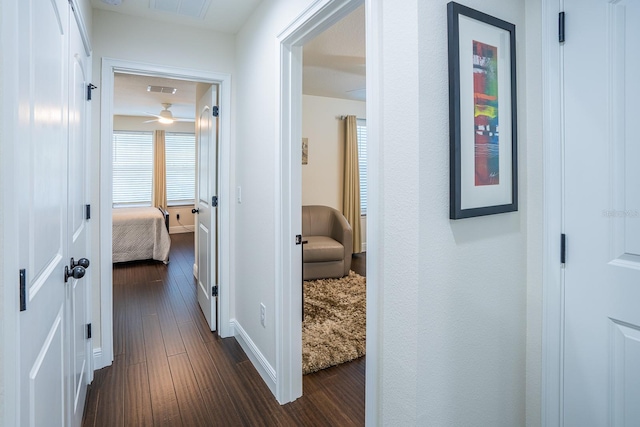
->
xmin=165 ymin=132 xmax=195 ymax=206
xmin=112 ymin=131 xmax=153 ymax=207
xmin=112 ymin=131 xmax=195 ymax=207
xmin=356 ymin=119 xmax=367 ymax=216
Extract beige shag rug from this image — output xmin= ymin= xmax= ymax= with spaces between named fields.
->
xmin=303 ymin=271 xmax=366 ymax=374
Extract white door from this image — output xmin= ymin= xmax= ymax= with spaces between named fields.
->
xmin=17 ymin=0 xmax=70 ymax=425
xmin=563 ymin=1 xmax=640 ymax=425
xmin=194 ymin=85 xmax=219 ymax=331
xmin=67 ymin=13 xmax=92 ymax=427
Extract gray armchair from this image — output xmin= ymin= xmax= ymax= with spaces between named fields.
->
xmin=302 ymin=205 xmax=353 ymax=280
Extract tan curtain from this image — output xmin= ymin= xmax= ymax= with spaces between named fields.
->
xmin=343 ymin=115 xmax=362 ymax=253
xmin=152 ymin=130 xmax=167 ymax=209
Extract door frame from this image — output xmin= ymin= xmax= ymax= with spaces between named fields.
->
xmin=275 ymin=0 xmax=380 ymax=419
xmin=98 ymin=58 xmax=233 ymax=368
xmin=541 ymin=0 xmax=565 ymax=425
xmin=1 ymin=2 xmax=21 ymax=425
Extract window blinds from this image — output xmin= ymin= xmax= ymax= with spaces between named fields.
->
xmin=112 ymin=131 xmax=195 ymax=207
xmin=112 ymin=131 xmax=153 ymax=207
xmin=356 ymin=119 xmax=367 ymax=215
xmin=165 ymin=132 xmax=195 ymax=206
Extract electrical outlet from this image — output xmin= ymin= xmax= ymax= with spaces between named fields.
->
xmin=260 ymin=303 xmax=266 ymax=327
xmin=177 ymin=213 xmax=180 ymax=220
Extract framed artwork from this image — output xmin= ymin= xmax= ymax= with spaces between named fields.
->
xmin=302 ymin=138 xmax=308 ymax=165
xmin=447 ymin=2 xmax=518 ymax=219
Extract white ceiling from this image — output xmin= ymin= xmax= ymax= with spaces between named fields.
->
xmin=91 ymin=0 xmax=263 ymax=34
xmin=114 ymin=73 xmax=198 ymax=119
xmin=110 ymin=2 xmax=365 ymax=119
xmin=303 ymin=5 xmax=366 ymax=101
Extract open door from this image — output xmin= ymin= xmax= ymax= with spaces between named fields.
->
xmin=194 ymin=85 xmax=219 ymax=331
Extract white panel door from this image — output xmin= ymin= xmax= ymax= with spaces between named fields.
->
xmin=563 ymin=1 xmax=640 ymax=425
xmin=17 ymin=0 xmax=69 ymax=425
xmin=67 ymin=13 xmax=91 ymax=427
xmin=194 ymin=85 xmax=219 ymax=331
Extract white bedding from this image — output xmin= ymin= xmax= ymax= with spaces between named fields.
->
xmin=112 ymin=207 xmax=171 ymax=264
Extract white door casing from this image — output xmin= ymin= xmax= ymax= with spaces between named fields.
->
xmin=559 ymin=0 xmax=640 ymax=425
xmin=276 ymin=0 xmax=364 ymax=405
xmin=67 ymin=13 xmax=92 ymax=427
xmin=195 ymin=85 xmax=219 ymax=332
xmin=98 ymin=61 xmax=233 ymax=368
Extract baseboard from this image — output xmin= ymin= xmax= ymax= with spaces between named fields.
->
xmin=169 ymin=225 xmax=195 ymax=234
xmin=93 ymin=347 xmax=106 ymax=370
xmin=230 ymin=319 xmax=277 ymax=396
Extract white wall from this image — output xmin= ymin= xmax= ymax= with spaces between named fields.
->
xmin=301 ymin=94 xmax=366 ymax=209
xmin=234 ymin=0 xmax=315 ymax=375
xmin=410 ymin=0 xmax=532 ymax=424
xmin=236 ymin=0 xmax=541 ymax=424
xmin=90 ymin=9 xmax=235 ymax=351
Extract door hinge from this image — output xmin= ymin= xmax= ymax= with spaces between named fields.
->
xmin=85 ymin=204 xmax=91 ymax=220
xmin=212 ymin=106 xmax=219 ymax=117
xmin=86 ymin=323 xmax=92 ymax=339
xmin=559 ymin=12 xmax=565 ymax=43
xmin=19 ymin=269 xmax=26 ymax=312
xmin=87 ymin=83 xmax=97 ymax=101
xmin=212 ymin=285 xmax=218 ymax=297
xmin=212 ymin=196 xmax=218 ymax=207
xmin=560 ymin=233 xmax=566 ymax=265
xmin=296 ymin=234 xmax=302 ymax=245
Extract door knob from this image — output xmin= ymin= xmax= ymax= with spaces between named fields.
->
xmin=192 ymin=208 xmax=199 ymax=214
xmin=65 ymin=265 xmax=86 ymax=283
xmin=71 ymin=257 xmax=90 ymax=269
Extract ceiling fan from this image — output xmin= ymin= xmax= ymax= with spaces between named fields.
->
xmin=143 ymin=103 xmax=194 ymax=124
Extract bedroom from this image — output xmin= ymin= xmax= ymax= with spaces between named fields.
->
xmin=111 ymin=73 xmax=200 ymax=266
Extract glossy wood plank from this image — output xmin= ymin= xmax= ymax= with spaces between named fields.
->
xmin=177 ymin=321 xmax=244 ymax=426
xmin=150 ymin=281 xmax=186 ymax=357
xmin=351 ymin=252 xmax=366 ymax=277
xmin=141 ymin=315 xmax=182 ymax=426
xmin=167 ymin=353 xmax=210 ymax=426
xmin=84 ymin=232 xmax=365 ymax=426
xmin=124 ymin=282 xmax=147 ymax=366
xmin=93 ymin=355 xmax=126 ymax=427
xmin=124 ymin=362 xmax=153 ymax=427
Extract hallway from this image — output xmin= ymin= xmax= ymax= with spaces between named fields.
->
xmin=83 ymin=233 xmax=364 ymax=426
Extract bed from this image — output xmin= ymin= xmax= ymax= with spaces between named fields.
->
xmin=112 ymin=207 xmax=171 ymax=264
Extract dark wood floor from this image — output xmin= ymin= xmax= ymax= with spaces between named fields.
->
xmin=83 ymin=233 xmax=365 ymax=426
xmin=351 ymin=252 xmax=366 ymax=277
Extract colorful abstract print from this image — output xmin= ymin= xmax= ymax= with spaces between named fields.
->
xmin=472 ymin=40 xmax=499 ymax=186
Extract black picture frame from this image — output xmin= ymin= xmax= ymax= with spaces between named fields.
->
xmin=447 ymin=2 xmax=518 ymax=219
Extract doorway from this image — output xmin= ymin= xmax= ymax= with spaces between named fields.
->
xmin=300 ymin=0 xmax=367 ymax=400
xmin=98 ymin=59 xmax=233 ymax=369
xmin=275 ymin=0 xmax=380 ymax=419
